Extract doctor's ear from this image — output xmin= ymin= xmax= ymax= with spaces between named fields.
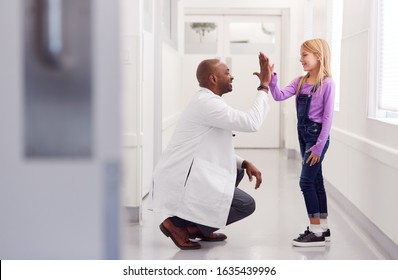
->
xmin=209 ymin=74 xmax=217 ymax=84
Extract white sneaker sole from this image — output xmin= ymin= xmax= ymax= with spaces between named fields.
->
xmin=292 ymin=240 xmax=326 ymax=247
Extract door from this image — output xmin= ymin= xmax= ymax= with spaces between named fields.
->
xmin=183 ymin=14 xmax=281 ymax=148
xmin=0 ymin=0 xmax=121 ymax=259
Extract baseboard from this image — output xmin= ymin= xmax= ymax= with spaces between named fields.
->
xmin=326 ymin=180 xmax=398 ymax=259
xmin=287 ymin=148 xmax=299 ymax=159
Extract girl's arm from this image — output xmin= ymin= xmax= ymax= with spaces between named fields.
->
xmin=269 ymin=73 xmax=299 ymax=101
xmin=309 ymin=81 xmax=335 ymax=156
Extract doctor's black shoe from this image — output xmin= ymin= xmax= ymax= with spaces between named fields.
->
xmin=187 ymin=226 xmax=227 ymax=242
xmin=159 ymin=218 xmax=201 ymax=250
xmin=292 ymin=227 xmax=325 ymax=247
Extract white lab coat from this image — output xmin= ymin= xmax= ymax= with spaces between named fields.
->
xmin=152 ymin=87 xmax=270 ymax=228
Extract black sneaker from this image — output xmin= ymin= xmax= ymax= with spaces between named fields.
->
xmin=322 ymin=229 xmax=331 ymax=242
xmin=292 ymin=227 xmax=325 ymax=247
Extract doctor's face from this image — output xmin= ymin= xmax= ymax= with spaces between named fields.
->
xmin=214 ymin=63 xmax=234 ymax=95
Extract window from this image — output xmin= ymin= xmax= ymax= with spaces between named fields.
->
xmin=184 ymin=22 xmax=218 ymax=54
xmin=228 ymin=22 xmax=275 ymax=54
xmin=162 ymin=0 xmax=179 ymax=49
xmin=376 ymin=0 xmax=398 ymax=123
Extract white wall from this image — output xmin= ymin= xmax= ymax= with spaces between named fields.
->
xmin=322 ymin=0 xmax=398 ymax=246
xmin=120 ymin=0 xmax=182 ymax=223
xmin=161 ymin=43 xmax=183 ymax=150
xmin=312 ymin=0 xmax=328 ymax=38
xmin=120 ymin=0 xmax=182 ymax=224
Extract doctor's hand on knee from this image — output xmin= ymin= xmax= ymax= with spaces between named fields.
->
xmin=242 ymin=160 xmax=262 ymax=189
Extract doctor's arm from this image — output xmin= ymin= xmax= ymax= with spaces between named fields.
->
xmin=241 ymin=160 xmax=262 ymax=189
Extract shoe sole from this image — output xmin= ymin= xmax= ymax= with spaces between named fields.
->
xmin=189 ymin=234 xmax=227 ymax=242
xmin=292 ymin=240 xmax=326 ymax=247
xmin=324 ymin=236 xmax=331 ymax=242
xmin=159 ymin=223 xmax=201 ymax=250
xmin=201 ymin=236 xmax=227 ymax=242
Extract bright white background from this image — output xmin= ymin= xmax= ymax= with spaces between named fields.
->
xmin=2 ymin=260 xmax=397 ymax=280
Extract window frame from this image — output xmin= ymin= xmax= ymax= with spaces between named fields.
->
xmin=370 ymin=0 xmax=398 ymax=125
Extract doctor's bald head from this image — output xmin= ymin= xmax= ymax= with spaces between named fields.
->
xmin=196 ymin=59 xmax=220 ymax=86
xmin=196 ymin=59 xmax=234 ymax=96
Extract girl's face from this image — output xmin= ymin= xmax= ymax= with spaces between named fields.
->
xmin=300 ymin=48 xmax=320 ymax=73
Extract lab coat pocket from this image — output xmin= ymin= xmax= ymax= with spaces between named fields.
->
xmin=184 ymin=158 xmax=229 ymax=209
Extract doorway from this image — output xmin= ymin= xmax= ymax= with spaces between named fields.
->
xmin=182 ymin=13 xmax=282 ymax=148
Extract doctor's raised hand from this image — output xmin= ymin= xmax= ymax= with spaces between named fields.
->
xmin=152 ymin=55 xmax=271 ymax=250
xmin=253 ymin=51 xmax=274 ymax=91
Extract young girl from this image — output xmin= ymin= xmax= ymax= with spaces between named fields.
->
xmin=266 ymin=38 xmax=335 ymax=247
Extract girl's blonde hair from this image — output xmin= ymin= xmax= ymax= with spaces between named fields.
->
xmin=296 ymin=38 xmax=332 ymax=95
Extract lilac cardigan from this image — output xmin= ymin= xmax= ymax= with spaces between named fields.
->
xmin=269 ymin=73 xmax=335 ymax=156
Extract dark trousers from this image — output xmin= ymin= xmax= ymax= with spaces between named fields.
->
xmin=298 ymin=124 xmax=329 ymax=218
xmin=170 ymin=169 xmax=256 ymax=235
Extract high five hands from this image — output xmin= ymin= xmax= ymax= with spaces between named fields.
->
xmin=253 ymin=52 xmax=274 ymax=86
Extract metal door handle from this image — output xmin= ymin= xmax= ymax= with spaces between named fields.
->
xmin=37 ymin=0 xmax=63 ymax=68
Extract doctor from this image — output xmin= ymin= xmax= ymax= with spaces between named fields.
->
xmin=152 ymin=52 xmax=273 ymax=250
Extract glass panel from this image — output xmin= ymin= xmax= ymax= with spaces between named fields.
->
xmin=184 ymin=22 xmax=218 ymax=54
xmin=162 ymin=0 xmax=171 ymax=40
xmin=229 ymin=22 xmax=275 ymax=54
xmin=24 ymin=0 xmax=92 ymax=158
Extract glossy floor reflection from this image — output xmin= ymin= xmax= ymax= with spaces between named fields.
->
xmin=123 ymin=149 xmax=385 ymax=260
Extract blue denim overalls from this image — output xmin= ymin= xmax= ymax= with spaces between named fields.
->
xmin=296 ymin=86 xmax=329 ymax=219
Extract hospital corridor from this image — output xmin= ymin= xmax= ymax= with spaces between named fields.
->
xmin=124 ymin=149 xmax=387 ymax=260
xmin=1 ymin=0 xmax=398 ymax=262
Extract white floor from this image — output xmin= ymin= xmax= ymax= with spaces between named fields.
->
xmin=122 ymin=149 xmax=386 ymax=260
